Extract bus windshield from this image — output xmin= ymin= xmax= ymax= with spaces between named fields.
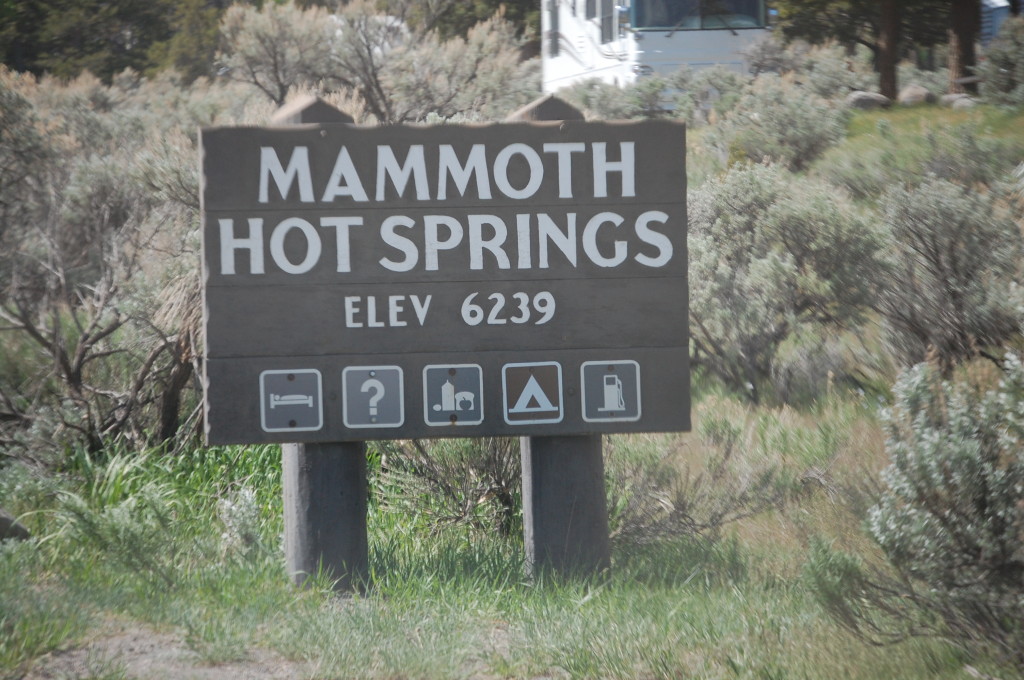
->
xmin=631 ymin=0 xmax=765 ymax=30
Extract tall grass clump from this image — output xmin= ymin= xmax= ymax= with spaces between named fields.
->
xmin=809 ymin=357 xmax=1024 ymax=668
xmin=0 ymin=540 xmax=93 ymax=675
xmin=605 ymin=427 xmax=787 ymax=553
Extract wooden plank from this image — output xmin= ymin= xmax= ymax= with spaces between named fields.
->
xmin=204 ymin=276 xmax=687 ymax=358
xmin=203 ymin=203 xmax=686 ymax=286
xmin=200 ymin=121 xmax=686 ymax=212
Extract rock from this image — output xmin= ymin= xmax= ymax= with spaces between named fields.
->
xmin=0 ymin=508 xmax=30 ymax=541
xmin=845 ymin=90 xmax=891 ymax=110
xmin=898 ymin=83 xmax=937 ymax=106
xmin=940 ymin=93 xmax=971 ymax=107
xmin=952 ymin=96 xmax=978 ymax=110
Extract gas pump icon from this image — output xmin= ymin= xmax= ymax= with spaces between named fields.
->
xmin=599 ymin=374 xmax=625 ymax=412
xmin=581 ymin=360 xmax=641 ymax=423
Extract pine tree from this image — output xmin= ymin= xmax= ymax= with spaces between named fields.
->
xmin=36 ymin=0 xmax=175 ymax=81
xmin=147 ymin=0 xmax=222 ymax=83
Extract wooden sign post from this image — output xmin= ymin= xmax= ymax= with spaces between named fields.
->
xmin=199 ymin=96 xmax=688 ymax=589
xmin=269 ymin=98 xmax=368 ymax=591
xmin=507 ymin=96 xmax=610 ymax=577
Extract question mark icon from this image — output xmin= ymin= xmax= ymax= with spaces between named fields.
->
xmin=361 ymin=379 xmax=386 ymax=418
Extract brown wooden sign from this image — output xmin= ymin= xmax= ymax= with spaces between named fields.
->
xmin=201 ymin=120 xmax=689 ymax=444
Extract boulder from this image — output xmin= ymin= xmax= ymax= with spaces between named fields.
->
xmin=898 ymin=84 xmax=937 ymax=106
xmin=952 ymin=96 xmax=979 ymax=110
xmin=0 ymin=508 xmax=30 ymax=541
xmin=940 ymin=93 xmax=971 ymax=107
xmin=845 ymin=90 xmax=891 ymax=110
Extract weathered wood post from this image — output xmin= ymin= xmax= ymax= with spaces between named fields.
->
xmin=507 ymin=95 xmax=611 ymax=577
xmin=282 ymin=441 xmax=367 ymax=590
xmin=271 ymin=97 xmax=369 ymax=592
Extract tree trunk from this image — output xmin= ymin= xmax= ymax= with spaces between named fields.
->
xmin=949 ymin=0 xmax=980 ymax=93
xmin=157 ymin=336 xmax=195 ymax=445
xmin=878 ymin=0 xmax=900 ymax=99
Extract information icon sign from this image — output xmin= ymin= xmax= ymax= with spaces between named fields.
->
xmin=342 ymin=366 xmax=404 ymax=428
xmin=260 ymin=369 xmax=323 ymax=433
xmin=581 ymin=360 xmax=641 ymax=422
xmin=502 ymin=362 xmax=563 ymax=425
xmin=423 ymin=364 xmax=484 ymax=426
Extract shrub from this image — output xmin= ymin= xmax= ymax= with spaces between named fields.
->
xmin=671 ymin=64 xmax=750 ymax=125
xmin=217 ymin=1 xmax=338 ymax=106
xmin=219 ymin=0 xmax=538 ymax=122
xmin=0 ymin=69 xmax=54 ymax=250
xmin=383 ymin=15 xmax=539 ymax=122
xmin=0 ymin=68 xmax=223 ymax=457
xmin=741 ymin=34 xmax=797 ymax=76
xmin=559 ymin=65 xmax=751 ymax=125
xmin=980 ymin=16 xmax=1024 ymax=106
xmin=605 ymin=424 xmax=786 ymax=549
xmin=380 ymin=438 xmax=521 ymax=537
xmin=709 ymin=74 xmax=848 ymax=171
xmin=897 ymin=62 xmax=950 ymax=98
xmin=559 ymin=77 xmax=660 ymax=120
xmin=769 ymin=327 xmax=851 ymax=406
xmin=810 ymin=359 xmax=1024 ymax=667
xmin=818 ymin=120 xmax=1024 ymax=201
xmin=877 ymin=175 xmax=1023 ymax=372
xmin=688 ymin=163 xmax=882 ymax=402
xmin=796 ymin=43 xmax=875 ymax=99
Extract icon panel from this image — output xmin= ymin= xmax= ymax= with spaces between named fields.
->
xmin=259 ymin=369 xmax=323 ymax=433
xmin=423 ymin=364 xmax=484 ymax=426
xmin=581 ymin=360 xmax=641 ymax=422
xmin=342 ymin=366 xmax=404 ymax=428
xmin=502 ymin=362 xmax=563 ymax=425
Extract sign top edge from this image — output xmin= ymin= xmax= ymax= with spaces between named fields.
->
xmin=199 ymin=119 xmax=687 ymax=135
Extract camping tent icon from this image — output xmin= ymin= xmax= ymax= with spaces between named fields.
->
xmin=509 ymin=375 xmax=557 ymax=413
xmin=502 ymin=362 xmax=563 ymax=425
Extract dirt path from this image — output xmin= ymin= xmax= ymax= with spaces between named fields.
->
xmin=21 ymin=622 xmax=308 ymax=680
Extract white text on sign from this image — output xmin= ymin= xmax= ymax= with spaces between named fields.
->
xmin=217 ymin=211 xmax=672 ymax=276
xmin=340 ymin=292 xmax=555 ymax=328
xmin=258 ymin=142 xmax=636 ymax=205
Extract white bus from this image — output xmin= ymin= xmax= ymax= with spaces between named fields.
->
xmin=541 ymin=0 xmax=768 ymax=93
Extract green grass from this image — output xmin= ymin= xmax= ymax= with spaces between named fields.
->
xmin=842 ymin=103 xmax=1024 ymax=140
xmin=3 ymin=389 xmax=1017 ymax=679
xmin=0 ymin=540 xmax=93 ymax=675
xmin=812 ymin=103 xmax=1024 ymax=201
